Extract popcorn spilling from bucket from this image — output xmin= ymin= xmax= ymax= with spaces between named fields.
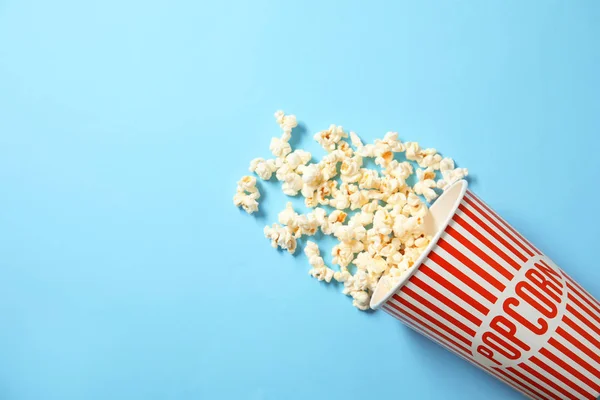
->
xmin=233 ymin=111 xmax=468 ymax=310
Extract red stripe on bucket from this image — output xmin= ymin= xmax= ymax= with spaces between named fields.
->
xmin=384 ymin=303 xmax=472 ymax=356
xmin=548 ymin=337 xmax=600 ymax=382
xmin=540 ymin=346 xmax=600 ymax=394
xmin=438 ymin=235 xmax=507 ymax=291
xmin=563 ymin=313 xmax=600 ymax=350
xmin=420 ymin=264 xmax=490 ymax=316
xmin=567 ymin=297 xmax=600 ymax=336
xmin=505 ymin=366 xmax=562 ymax=400
xmin=391 ymin=294 xmax=473 ymax=347
xmin=566 ymin=280 xmax=600 ymax=321
xmin=531 ymin=355 xmax=595 ymax=400
xmin=409 ymin=275 xmax=483 ymax=327
xmin=466 ymin=190 xmax=541 ymax=255
xmin=453 ymin=213 xmax=521 ymax=274
xmin=556 ymin=326 xmax=600 ymax=365
xmin=464 ymin=193 xmax=534 ymax=258
xmin=459 ymin=202 xmax=527 ymax=263
xmin=493 ymin=367 xmax=551 ymax=400
xmin=428 ymin=250 xmax=498 ymax=304
xmin=400 ymin=288 xmax=477 ymax=338
xmin=519 ymin=362 xmax=578 ymax=400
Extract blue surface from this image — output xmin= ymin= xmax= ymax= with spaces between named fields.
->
xmin=0 ymin=1 xmax=599 ymax=399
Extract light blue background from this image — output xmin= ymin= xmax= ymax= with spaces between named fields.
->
xmin=0 ymin=1 xmax=599 ymax=399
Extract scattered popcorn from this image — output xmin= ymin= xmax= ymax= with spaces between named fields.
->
xmin=264 ymin=223 xmax=297 ymax=254
xmin=235 ymin=111 xmax=469 ymax=311
xmin=315 ymin=180 xmax=337 ymax=205
xmin=270 ymin=137 xmax=292 ymax=158
xmin=285 ymin=150 xmax=312 ymax=170
xmin=278 ymin=202 xmax=299 ymax=228
xmin=296 ymin=212 xmax=320 ymax=236
xmin=404 ymin=142 xmax=420 ymax=161
xmin=358 ymin=168 xmax=381 ymax=190
xmin=328 ymin=210 xmax=347 ymax=224
xmin=356 ymin=143 xmax=377 ymax=158
xmin=249 ymin=158 xmax=277 ymax=180
xmin=332 ymin=243 xmax=356 ymax=268
xmin=374 ymin=147 xmax=394 ymax=168
xmin=314 ymin=124 xmax=348 ymax=152
xmin=419 ymin=150 xmax=443 ymax=170
xmin=337 ymin=140 xmax=354 ymax=158
xmin=386 ymin=161 xmax=413 ymax=183
xmin=333 ymin=269 xmax=351 ymax=283
xmin=372 ymin=208 xmax=394 ymax=235
xmin=378 ymin=131 xmax=405 ymax=153
xmin=237 ymin=175 xmax=257 ymax=193
xmin=352 ymin=290 xmax=371 ymax=311
xmin=233 ymin=176 xmax=260 ymax=214
xmin=414 ymin=168 xmax=440 ymax=203
xmin=305 ymin=241 xmax=335 ymax=283
xmin=340 ymin=156 xmax=363 ymax=183
xmin=274 ymin=110 xmax=298 ymax=139
xmin=298 ymin=163 xmax=322 ymax=186
xmin=437 ymin=157 xmax=469 ymax=190
xmin=349 ymin=131 xmax=363 ymax=148
xmin=281 ymin=172 xmax=303 ymax=196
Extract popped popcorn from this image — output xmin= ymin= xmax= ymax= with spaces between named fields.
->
xmin=414 ymin=168 xmax=440 ymax=203
xmin=358 ymin=168 xmax=381 ymax=190
xmin=331 ymin=243 xmax=356 ymax=268
xmin=233 ymin=176 xmax=260 ymax=214
xmin=285 ymin=150 xmax=312 ymax=170
xmin=305 ymin=241 xmax=335 ymax=283
xmin=437 ymin=157 xmax=469 ymax=190
xmin=264 ymin=223 xmax=297 ymax=254
xmin=270 ymin=137 xmax=292 ymax=158
xmin=340 ymin=156 xmax=363 ymax=183
xmin=281 ymin=172 xmax=303 ymax=196
xmin=298 ymin=163 xmax=322 ymax=186
xmin=235 ymin=111 xmax=469 ymax=311
xmin=349 ymin=131 xmax=363 ymax=148
xmin=377 ymin=131 xmax=405 ymax=152
xmin=314 ymin=124 xmax=348 ymax=152
xmin=237 ymin=175 xmax=258 ymax=193
xmin=315 ymin=180 xmax=337 ymax=205
xmin=296 ymin=213 xmax=320 ymax=236
xmin=274 ymin=110 xmax=298 ymax=139
xmin=249 ymin=158 xmax=277 ymax=180
xmin=278 ymin=202 xmax=299 ymax=228
xmin=351 ymin=290 xmax=371 ymax=311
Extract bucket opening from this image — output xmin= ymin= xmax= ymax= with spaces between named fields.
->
xmin=369 ymin=179 xmax=468 ymax=309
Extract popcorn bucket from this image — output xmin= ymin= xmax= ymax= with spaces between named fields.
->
xmin=370 ymin=180 xmax=600 ymax=400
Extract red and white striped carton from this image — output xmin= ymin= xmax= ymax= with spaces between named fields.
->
xmin=370 ymin=180 xmax=600 ymax=400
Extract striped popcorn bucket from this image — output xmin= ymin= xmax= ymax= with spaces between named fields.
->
xmin=370 ymin=180 xmax=600 ymax=400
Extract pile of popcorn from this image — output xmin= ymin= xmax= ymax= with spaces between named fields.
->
xmin=234 ymin=111 xmax=467 ymax=310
